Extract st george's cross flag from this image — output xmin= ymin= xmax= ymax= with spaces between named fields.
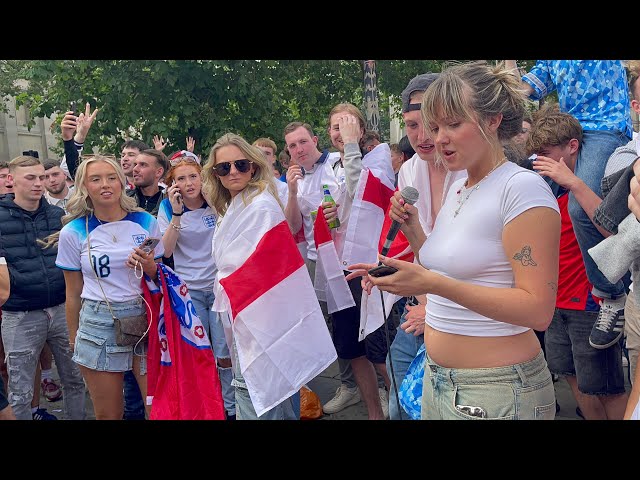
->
xmin=313 ymin=205 xmax=356 ymax=314
xmin=314 ymin=143 xmax=396 ymax=324
xmin=340 ymin=143 xmax=396 ymax=267
xmin=357 ymin=202 xmax=417 ymax=340
xmin=143 ymin=264 xmax=225 ymax=420
xmin=212 ymin=188 xmax=337 ymax=417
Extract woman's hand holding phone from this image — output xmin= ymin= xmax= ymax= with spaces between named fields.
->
xmin=169 ymin=180 xmax=183 ymax=214
xmin=127 ymin=240 xmax=160 ymax=278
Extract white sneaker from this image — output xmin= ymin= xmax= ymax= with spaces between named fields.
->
xmin=379 ymin=388 xmax=389 ymax=419
xmin=322 ymin=384 xmax=361 ymax=414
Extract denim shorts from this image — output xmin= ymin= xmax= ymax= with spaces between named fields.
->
xmin=73 ymin=298 xmax=146 ymax=373
xmin=422 ymin=350 xmax=555 ymax=420
xmin=545 ymin=307 xmax=625 ymax=395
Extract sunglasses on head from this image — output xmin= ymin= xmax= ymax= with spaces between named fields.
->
xmin=213 ymin=159 xmax=253 ymax=176
xmin=169 ymin=150 xmax=200 ymax=166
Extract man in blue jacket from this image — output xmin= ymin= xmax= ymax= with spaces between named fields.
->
xmin=0 ymin=155 xmax=85 ymax=420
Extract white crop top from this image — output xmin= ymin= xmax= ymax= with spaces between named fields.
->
xmin=419 ymin=161 xmax=559 ymax=336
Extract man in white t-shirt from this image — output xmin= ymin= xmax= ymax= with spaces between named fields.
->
xmin=283 ymin=122 xmax=338 ymax=269
xmin=43 ymin=158 xmax=74 ymax=214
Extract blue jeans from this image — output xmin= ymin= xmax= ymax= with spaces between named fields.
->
xmin=2 ymin=303 xmax=86 ymax=420
xmin=386 ymin=304 xmax=424 ymax=420
xmin=568 ymin=130 xmax=629 ymax=299
xmin=190 ymin=288 xmax=235 ymax=416
xmin=123 ymin=370 xmax=145 ymax=420
xmin=230 ymin=336 xmax=299 ymax=420
xmin=422 ymin=350 xmax=555 ymax=420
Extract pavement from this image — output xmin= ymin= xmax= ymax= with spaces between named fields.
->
xmin=40 ymin=355 xmax=632 ymax=421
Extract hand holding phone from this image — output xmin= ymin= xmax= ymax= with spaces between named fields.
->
xmin=171 ymin=180 xmax=183 ymax=205
xmin=368 ymin=265 xmax=398 ymax=277
xmin=140 ymin=237 xmax=161 ymax=253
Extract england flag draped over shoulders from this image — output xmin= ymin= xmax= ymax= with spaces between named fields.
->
xmin=212 ymin=188 xmax=337 ymax=417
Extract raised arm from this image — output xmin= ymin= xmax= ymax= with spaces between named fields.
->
xmin=284 ymin=165 xmax=303 ymax=234
xmin=505 ymin=60 xmax=534 ymax=97
xmin=61 ymin=111 xmax=80 ymax=179
xmin=158 ymin=191 xmax=183 ymax=258
xmin=74 ymin=102 xmax=98 ymax=145
xmin=533 ymin=155 xmax=611 ymax=237
xmin=339 ymin=114 xmax=363 ymax=199
xmin=153 ymin=135 xmax=168 ymax=152
xmin=186 ymin=136 xmax=196 ymax=153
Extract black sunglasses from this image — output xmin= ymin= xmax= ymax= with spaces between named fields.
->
xmin=213 ymin=159 xmax=253 ymax=176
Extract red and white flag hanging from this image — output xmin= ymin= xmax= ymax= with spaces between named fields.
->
xmin=341 ymin=143 xmax=396 ymax=267
xmin=313 ymin=206 xmax=356 ymax=313
xmin=212 ymin=189 xmax=337 ymax=417
xmin=314 ymin=143 xmax=395 ymax=316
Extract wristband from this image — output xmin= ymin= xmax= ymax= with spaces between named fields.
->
xmin=172 ymin=211 xmax=183 ymax=216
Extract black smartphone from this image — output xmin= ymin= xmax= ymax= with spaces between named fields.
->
xmin=171 ymin=180 xmax=182 ymax=204
xmin=140 ymin=237 xmax=161 ymax=253
xmin=70 ymin=101 xmax=77 ymax=116
xmin=368 ymin=265 xmax=398 ymax=277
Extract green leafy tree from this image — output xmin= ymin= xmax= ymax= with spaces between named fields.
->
xmin=0 ymin=59 xmax=534 ymax=159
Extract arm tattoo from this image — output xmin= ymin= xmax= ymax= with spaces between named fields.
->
xmin=547 ymin=282 xmax=558 ymax=293
xmin=513 ymin=245 xmax=537 ymax=266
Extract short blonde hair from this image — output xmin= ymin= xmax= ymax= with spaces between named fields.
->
xmin=9 ymin=155 xmax=42 ymax=173
xmin=252 ymin=137 xmax=277 ymax=154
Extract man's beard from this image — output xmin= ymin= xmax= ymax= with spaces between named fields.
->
xmin=47 ymin=184 xmax=66 ymax=195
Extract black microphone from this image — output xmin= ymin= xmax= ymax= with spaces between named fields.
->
xmin=380 ymin=186 xmax=419 ymax=257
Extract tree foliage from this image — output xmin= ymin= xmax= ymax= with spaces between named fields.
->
xmin=0 ymin=59 xmax=534 ymax=159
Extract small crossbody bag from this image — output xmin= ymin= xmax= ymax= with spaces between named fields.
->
xmin=86 ymin=216 xmax=148 ymax=347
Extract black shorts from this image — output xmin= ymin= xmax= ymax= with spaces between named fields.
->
xmin=331 ymin=274 xmax=396 ymax=363
xmin=545 ymin=308 xmax=625 ymax=395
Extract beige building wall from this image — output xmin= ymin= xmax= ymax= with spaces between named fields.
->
xmin=0 ymin=96 xmax=58 ymax=162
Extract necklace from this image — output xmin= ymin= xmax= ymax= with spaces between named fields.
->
xmin=454 ymin=159 xmax=507 ymax=218
xmin=95 ymin=215 xmax=118 ymax=243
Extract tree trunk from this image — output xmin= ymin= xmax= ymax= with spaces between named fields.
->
xmin=363 ymin=60 xmax=380 ymax=133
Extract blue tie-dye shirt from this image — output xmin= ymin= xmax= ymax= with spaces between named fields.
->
xmin=523 ymin=60 xmax=632 ymax=139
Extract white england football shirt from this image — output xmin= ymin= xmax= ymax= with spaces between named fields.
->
xmin=56 ymin=211 xmax=164 ymax=302
xmin=157 ymin=198 xmax=217 ymax=291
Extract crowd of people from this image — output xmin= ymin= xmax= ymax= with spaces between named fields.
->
xmin=1 ymin=59 xmax=640 ymax=420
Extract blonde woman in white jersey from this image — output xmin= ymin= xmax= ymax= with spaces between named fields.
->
xmin=157 ymin=156 xmax=235 ymax=420
xmin=51 ymin=156 xmax=163 ymax=420
xmin=349 ymin=61 xmax=561 ymax=420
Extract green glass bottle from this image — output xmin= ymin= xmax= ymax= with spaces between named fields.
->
xmin=322 ymin=184 xmax=340 ymax=229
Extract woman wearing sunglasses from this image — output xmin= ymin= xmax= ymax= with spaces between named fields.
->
xmin=156 ymin=156 xmax=236 ymax=419
xmin=202 ymin=133 xmax=337 ymax=419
